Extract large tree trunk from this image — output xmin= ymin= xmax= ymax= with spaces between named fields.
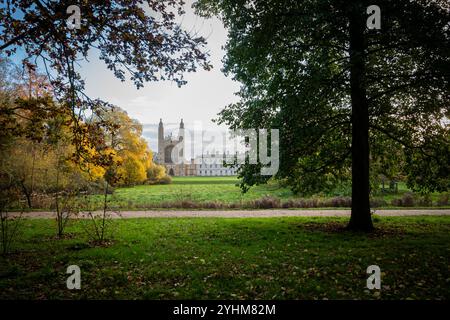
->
xmin=347 ymin=5 xmax=374 ymax=232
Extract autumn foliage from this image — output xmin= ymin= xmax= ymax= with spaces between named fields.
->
xmin=0 ymin=57 xmax=168 ymax=210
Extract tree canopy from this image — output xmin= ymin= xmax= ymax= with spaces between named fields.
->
xmin=196 ymin=0 xmax=450 ymax=230
xmin=1 ymin=0 xmax=211 ymax=165
xmin=0 ymin=57 xmax=169 ymax=209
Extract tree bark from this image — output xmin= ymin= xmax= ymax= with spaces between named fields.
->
xmin=347 ymin=5 xmax=374 ymax=232
xmin=20 ymin=180 xmax=32 ymax=209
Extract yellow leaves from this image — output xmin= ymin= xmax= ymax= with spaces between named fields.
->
xmin=103 ymin=147 xmax=122 ymax=164
xmin=85 ymin=162 xmax=106 ymax=179
xmin=41 ymin=106 xmax=159 ymax=187
xmin=97 ymin=107 xmax=159 ymax=186
xmin=115 ymin=152 xmax=147 ymax=185
xmin=147 ymin=163 xmax=167 ymax=182
xmin=71 ymin=145 xmax=106 ymax=180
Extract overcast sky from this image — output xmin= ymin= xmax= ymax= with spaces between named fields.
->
xmin=79 ymin=1 xmax=240 ymax=156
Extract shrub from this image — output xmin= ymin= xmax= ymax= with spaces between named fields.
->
xmin=0 ymin=185 xmax=24 ymax=255
xmin=309 ymin=199 xmax=319 ymax=208
xmin=0 ymin=211 xmax=23 ymax=255
xmin=253 ymin=196 xmax=280 ymax=209
xmin=78 ymin=187 xmax=118 ymax=245
xmin=370 ymin=198 xmax=387 ymax=208
xmin=31 ymin=194 xmax=53 ymax=209
xmin=391 ymin=192 xmax=415 ymax=207
xmin=329 ymin=196 xmax=352 ymax=207
xmin=280 ymin=198 xmax=323 ymax=208
xmin=401 ymin=192 xmax=415 ymax=207
xmin=294 ymin=199 xmax=309 ymax=208
xmin=202 ymin=201 xmax=223 ymax=209
xmin=437 ymin=193 xmax=449 ymax=206
xmin=228 ymin=202 xmax=240 ymax=209
xmin=282 ymin=200 xmax=294 ymax=208
xmin=417 ymin=194 xmax=432 ymax=207
xmin=85 ymin=180 xmax=114 ymax=194
xmin=146 ymin=174 xmax=172 ymax=185
xmin=180 ymin=200 xmax=196 ymax=208
xmin=159 ymin=175 xmax=172 ymax=184
xmin=391 ymin=198 xmax=402 ymax=206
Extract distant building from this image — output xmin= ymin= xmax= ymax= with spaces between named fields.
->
xmin=195 ymin=151 xmax=238 ymax=176
xmin=156 ymin=119 xmax=238 ymax=176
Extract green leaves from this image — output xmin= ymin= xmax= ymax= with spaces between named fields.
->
xmin=203 ymin=0 xmax=449 ymax=197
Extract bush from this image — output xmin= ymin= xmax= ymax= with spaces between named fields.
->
xmin=228 ymin=202 xmax=240 ymax=209
xmin=417 ymin=194 xmax=432 ymax=207
xmin=31 ymin=194 xmax=53 ymax=209
xmin=282 ymin=200 xmax=294 ymax=208
xmin=391 ymin=198 xmax=402 ymax=206
xmin=370 ymin=198 xmax=387 ymax=208
xmin=146 ymin=175 xmax=172 ymax=185
xmin=253 ymin=196 xmax=280 ymax=209
xmin=437 ymin=193 xmax=449 ymax=206
xmin=326 ymin=196 xmax=352 ymax=207
xmin=0 ymin=185 xmax=24 ymax=255
xmin=159 ymin=175 xmax=172 ymax=184
xmin=401 ymin=192 xmax=415 ymax=207
xmin=203 ymin=201 xmax=223 ymax=209
xmin=281 ymin=198 xmax=324 ymax=208
xmin=304 ymin=199 xmax=316 ymax=208
xmin=180 ymin=200 xmax=196 ymax=209
xmin=392 ymin=192 xmax=415 ymax=207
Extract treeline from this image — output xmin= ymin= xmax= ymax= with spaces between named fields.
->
xmin=0 ymin=57 xmax=169 ymax=210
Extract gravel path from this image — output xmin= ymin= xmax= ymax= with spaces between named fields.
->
xmin=8 ymin=209 xmax=450 ymax=219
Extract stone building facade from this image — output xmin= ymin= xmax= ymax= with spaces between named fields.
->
xmin=156 ymin=119 xmax=237 ymax=176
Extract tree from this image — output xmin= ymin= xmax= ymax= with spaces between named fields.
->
xmin=196 ymin=0 xmax=450 ymax=231
xmin=1 ymin=0 xmax=211 ymax=166
xmin=369 ymin=134 xmax=406 ymax=194
xmin=92 ymin=106 xmax=153 ymax=186
xmin=0 ymin=177 xmax=23 ymax=256
xmin=147 ymin=162 xmax=169 ymax=184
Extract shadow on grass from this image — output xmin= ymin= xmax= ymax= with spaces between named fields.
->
xmin=294 ymin=221 xmax=407 ymax=238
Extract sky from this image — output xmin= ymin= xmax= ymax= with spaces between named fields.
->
xmin=79 ymin=1 xmax=241 ymax=157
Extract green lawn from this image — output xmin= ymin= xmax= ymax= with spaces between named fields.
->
xmin=24 ymin=176 xmax=449 ymax=210
xmin=104 ymin=176 xmax=294 ymax=208
xmin=84 ymin=176 xmax=448 ymax=210
xmin=1 ymin=216 xmax=449 ymax=299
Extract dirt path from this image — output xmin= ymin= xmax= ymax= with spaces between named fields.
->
xmin=9 ymin=209 xmax=450 ymax=219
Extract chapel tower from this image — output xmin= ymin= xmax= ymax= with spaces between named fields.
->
xmin=158 ymin=118 xmax=164 ymax=163
xmin=178 ymin=118 xmax=185 ymax=159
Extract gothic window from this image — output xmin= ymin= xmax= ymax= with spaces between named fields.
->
xmin=164 ymin=145 xmax=174 ymax=164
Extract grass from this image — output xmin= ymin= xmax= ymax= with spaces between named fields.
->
xmin=87 ymin=176 xmax=294 ymax=210
xmin=25 ymin=176 xmax=449 ymax=210
xmin=0 ymin=216 xmax=449 ymax=299
xmin=114 ymin=176 xmax=292 ymax=204
xmin=84 ymin=176 xmax=448 ymax=210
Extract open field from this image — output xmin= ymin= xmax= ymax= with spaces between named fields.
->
xmin=81 ymin=176 xmax=449 ymax=210
xmin=22 ymin=177 xmax=450 ymax=211
xmin=1 ymin=216 xmax=449 ymax=299
xmin=102 ymin=176 xmax=294 ymax=209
